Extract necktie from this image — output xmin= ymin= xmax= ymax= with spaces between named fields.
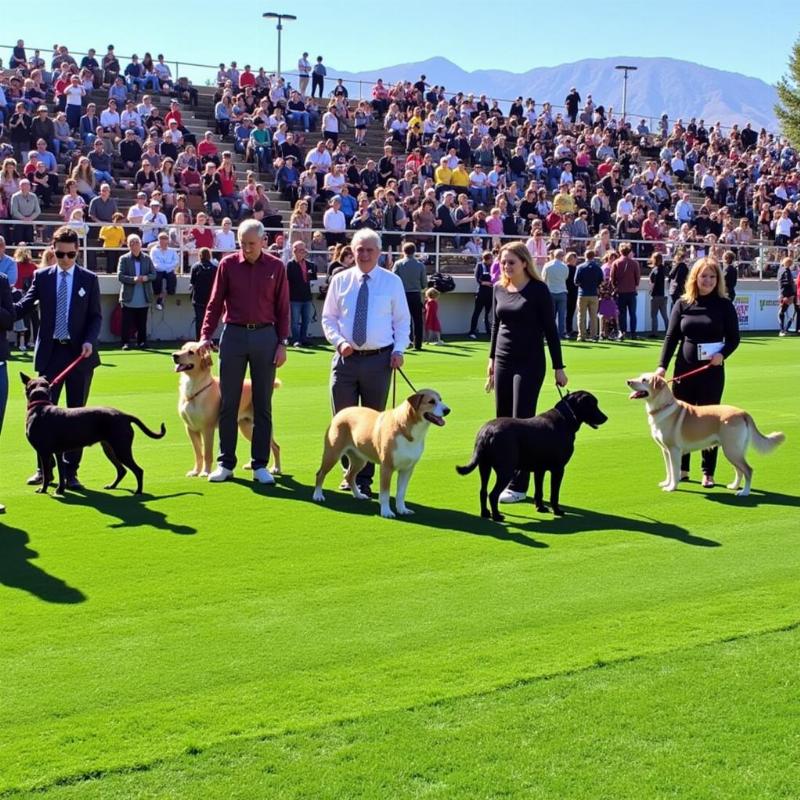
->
xmin=54 ymin=271 xmax=69 ymax=340
xmin=352 ymin=273 xmax=370 ymax=347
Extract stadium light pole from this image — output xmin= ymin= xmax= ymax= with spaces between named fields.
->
xmin=614 ymin=65 xmax=638 ymax=121
xmin=263 ymin=11 xmax=297 ymax=80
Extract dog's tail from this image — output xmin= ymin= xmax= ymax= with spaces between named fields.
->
xmin=128 ymin=416 xmax=167 ymax=439
xmin=455 ymin=449 xmax=480 ymax=476
xmin=748 ymin=416 xmax=785 ymax=455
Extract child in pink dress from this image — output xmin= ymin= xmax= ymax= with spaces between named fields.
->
xmin=424 ymin=287 xmax=442 ymax=344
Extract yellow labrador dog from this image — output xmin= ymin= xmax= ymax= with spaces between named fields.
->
xmin=627 ymin=373 xmax=784 ymax=496
xmin=172 ymin=342 xmax=281 ymax=477
xmin=312 ymin=390 xmax=450 ymax=518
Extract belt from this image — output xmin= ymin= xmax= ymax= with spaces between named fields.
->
xmin=227 ymin=322 xmax=274 ymax=330
xmin=54 ymin=339 xmax=72 ymax=345
xmin=351 ymin=344 xmax=393 ymax=356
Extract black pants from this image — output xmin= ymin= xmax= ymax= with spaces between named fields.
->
xmin=41 ymin=343 xmax=94 ymax=477
xmin=330 ymin=348 xmax=392 ymax=488
xmin=469 ymin=287 xmax=492 ymax=335
xmin=494 ymin=356 xmax=546 ymax=493
xmin=122 ymin=305 xmax=148 ymax=346
xmin=406 ymin=292 xmax=424 ymax=350
xmin=153 ymin=270 xmax=177 ymax=298
xmin=311 ymin=73 xmax=324 ymax=98
xmin=218 ymin=324 xmax=278 ymax=470
xmin=673 ymin=360 xmax=725 ymax=476
xmin=566 ymin=288 xmax=578 ymax=336
xmin=193 ymin=302 xmax=208 ymax=341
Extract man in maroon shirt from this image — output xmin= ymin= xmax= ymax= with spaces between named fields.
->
xmin=199 ymin=219 xmax=289 ymax=484
xmin=610 ymin=242 xmax=641 ymax=340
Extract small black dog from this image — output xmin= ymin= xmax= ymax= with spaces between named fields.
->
xmin=21 ymin=373 xmax=166 ymax=496
xmin=456 ymin=390 xmax=608 ymax=521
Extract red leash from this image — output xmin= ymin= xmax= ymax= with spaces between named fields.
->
xmin=50 ymin=354 xmax=86 ymax=387
xmin=666 ymin=363 xmax=715 ymax=385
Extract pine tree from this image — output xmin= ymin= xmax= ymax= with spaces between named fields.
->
xmin=776 ymin=34 xmax=800 ymax=147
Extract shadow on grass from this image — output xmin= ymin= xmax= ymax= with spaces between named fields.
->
xmin=58 ymin=490 xmax=200 ymax=535
xmin=703 ymin=488 xmax=800 ymax=509
xmin=262 ymin=474 xmax=547 ymax=548
xmin=0 ymin=523 xmax=87 ymax=603
xmin=509 ymin=506 xmax=719 ymax=547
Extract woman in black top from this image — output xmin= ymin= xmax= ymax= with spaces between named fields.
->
xmin=656 ymin=257 xmax=740 ymax=487
xmin=488 ymin=241 xmax=567 ymax=503
xmin=189 ymin=247 xmax=218 ymax=341
xmin=668 ymin=249 xmax=689 ymax=309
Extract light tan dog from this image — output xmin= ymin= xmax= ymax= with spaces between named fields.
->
xmin=172 ymin=342 xmax=281 ymax=477
xmin=627 ymin=373 xmax=785 ymax=495
xmin=312 ymin=390 xmax=450 ymax=518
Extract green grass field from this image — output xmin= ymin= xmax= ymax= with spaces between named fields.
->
xmin=1 ymin=336 xmax=798 ymax=799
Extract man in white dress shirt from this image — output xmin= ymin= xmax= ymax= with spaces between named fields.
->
xmin=321 ymin=228 xmax=410 ymax=497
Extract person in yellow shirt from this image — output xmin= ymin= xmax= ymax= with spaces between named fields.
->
xmin=450 ymin=161 xmax=470 ymax=190
xmin=434 ymin=157 xmax=453 ymax=198
xmin=552 ymin=185 xmax=576 ymax=216
xmin=99 ymin=212 xmax=127 ymax=273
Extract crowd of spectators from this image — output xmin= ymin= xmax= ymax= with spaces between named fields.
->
xmin=1 ymin=38 xmax=799 ymax=283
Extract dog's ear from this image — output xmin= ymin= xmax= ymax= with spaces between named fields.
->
xmin=406 ymin=392 xmax=425 ymax=411
xmin=650 ymin=374 xmax=666 ymax=391
xmin=19 ymin=372 xmax=31 ymax=386
xmin=201 ymin=352 xmax=213 ymax=370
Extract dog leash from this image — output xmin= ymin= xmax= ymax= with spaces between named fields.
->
xmin=392 ymin=366 xmax=418 ymax=407
xmin=555 ymin=383 xmax=570 ymax=400
xmin=50 ymin=354 xmax=87 ymax=388
xmin=666 ymin=363 xmax=714 ymax=385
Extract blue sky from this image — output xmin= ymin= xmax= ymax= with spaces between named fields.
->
xmin=2 ymin=1 xmax=798 ymax=85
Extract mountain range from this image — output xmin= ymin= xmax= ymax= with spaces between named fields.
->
xmin=328 ymin=56 xmax=779 ymax=132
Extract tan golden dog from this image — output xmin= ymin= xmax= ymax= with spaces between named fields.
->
xmin=172 ymin=342 xmax=281 ymax=477
xmin=312 ymin=390 xmax=450 ymax=518
xmin=627 ymin=373 xmax=785 ymax=496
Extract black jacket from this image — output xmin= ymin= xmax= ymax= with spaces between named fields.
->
xmin=189 ymin=260 xmax=218 ymax=307
xmin=286 ymin=259 xmax=318 ymax=302
xmin=0 ymin=275 xmax=14 ymax=362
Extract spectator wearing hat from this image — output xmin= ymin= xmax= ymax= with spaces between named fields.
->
xmin=248 ymin=118 xmax=272 ymax=173
xmin=141 ymin=199 xmax=167 ymax=245
xmin=276 ymin=155 xmax=300 ymax=204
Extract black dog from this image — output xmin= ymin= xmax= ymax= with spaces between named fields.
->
xmin=456 ymin=390 xmax=608 ymax=521
xmin=21 ymin=373 xmax=166 ymax=496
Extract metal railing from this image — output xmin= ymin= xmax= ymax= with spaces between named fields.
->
xmin=0 ymin=217 xmax=790 ymax=281
xmin=0 ymin=43 xmax=761 ymax=137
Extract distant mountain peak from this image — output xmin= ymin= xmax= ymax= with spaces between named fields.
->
xmin=331 ymin=56 xmax=777 ymax=130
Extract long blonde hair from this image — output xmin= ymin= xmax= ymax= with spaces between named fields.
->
xmin=681 ymin=256 xmax=728 ymax=303
xmin=498 ymin=241 xmax=542 ymax=288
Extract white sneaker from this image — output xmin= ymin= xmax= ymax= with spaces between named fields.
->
xmin=207 ymin=466 xmax=234 ymax=482
xmin=253 ymin=467 xmax=275 ymax=485
xmin=499 ymin=489 xmax=527 ymax=504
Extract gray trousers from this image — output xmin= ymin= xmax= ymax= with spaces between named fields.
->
xmin=650 ymin=296 xmax=669 ymax=333
xmin=330 ymin=349 xmax=393 ymax=486
xmin=218 ymin=324 xmax=278 ymax=470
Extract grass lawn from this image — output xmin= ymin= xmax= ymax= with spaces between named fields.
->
xmin=1 ymin=335 xmax=798 ymax=799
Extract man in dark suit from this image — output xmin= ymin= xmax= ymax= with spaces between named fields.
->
xmin=0 ymin=273 xmax=15 ymax=513
xmin=15 ymin=226 xmax=102 ymax=489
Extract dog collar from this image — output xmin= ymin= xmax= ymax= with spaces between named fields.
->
xmin=26 ymin=399 xmax=51 ymax=411
xmin=186 ymin=381 xmax=214 ymax=402
xmin=648 ymin=400 xmax=676 ymax=416
xmin=555 ymin=399 xmax=578 ymax=427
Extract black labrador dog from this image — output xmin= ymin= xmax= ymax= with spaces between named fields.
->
xmin=21 ymin=373 xmax=166 ymax=496
xmin=457 ymin=390 xmax=608 ymax=521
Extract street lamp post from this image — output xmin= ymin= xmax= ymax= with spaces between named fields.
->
xmin=614 ymin=65 xmax=638 ymax=121
xmin=262 ymin=11 xmax=297 ymax=80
